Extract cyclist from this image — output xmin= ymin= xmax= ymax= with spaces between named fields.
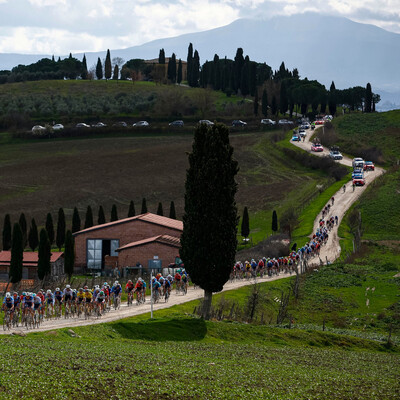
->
xmin=163 ymin=276 xmax=171 ymax=296
xmin=152 ymin=277 xmax=161 ymax=301
xmin=2 ymin=293 xmax=14 ymax=322
xmin=23 ymin=292 xmax=34 ymax=320
xmin=93 ymin=285 xmax=101 ymax=300
xmin=125 ymin=280 xmax=135 ymax=303
xmin=84 ymin=288 xmax=93 ymax=311
xmin=181 ymin=271 xmax=188 ymax=293
xmin=95 ymin=290 xmax=106 ymax=315
xmin=54 ymin=287 xmax=63 ymax=315
xmin=33 ymin=293 xmax=42 ymax=319
xmin=343 ymin=184 xmax=346 ymax=193
xmin=331 ymin=196 xmax=334 ymax=205
xmin=111 ymin=281 xmax=122 ymax=307
xmin=76 ymin=288 xmax=85 ymax=314
xmin=37 ymin=290 xmax=45 ymax=318
xmin=174 ymin=271 xmax=182 ymax=291
xmin=335 ymin=215 xmax=338 ymax=225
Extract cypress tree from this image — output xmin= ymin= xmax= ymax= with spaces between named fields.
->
xmin=328 ymin=81 xmax=337 ymax=116
xmin=241 ymin=207 xmax=250 ymax=239
xmin=105 ymin=49 xmax=112 ymax=80
xmin=98 ymin=206 xmax=106 ymax=225
xmin=240 ymin=57 xmax=250 ymax=97
xmin=56 ymin=207 xmax=66 ymax=251
xmin=28 ymin=218 xmax=39 ymax=252
xmin=45 ymin=213 xmax=55 ymax=246
xmin=84 ymin=206 xmax=93 ymax=229
xmin=365 ymin=83 xmax=372 ymax=113
xmin=128 ymin=201 xmax=135 ymax=218
xmin=254 ymin=89 xmax=259 ymax=116
xmin=64 ymin=230 xmax=75 ymax=279
xmin=157 ymin=202 xmax=163 ymax=216
xmin=112 ymin=64 xmax=119 ymax=80
xmin=169 ymin=201 xmax=176 ymax=219
xmin=167 ymin=53 xmax=176 ymax=83
xmin=234 ymin=48 xmax=244 ymax=92
xmin=111 ymin=204 xmax=118 ymax=222
xmin=187 ymin=43 xmax=193 ymax=86
xmin=19 ymin=213 xmax=27 ymax=248
xmin=180 ymin=123 xmax=238 ymax=319
xmin=141 ymin=198 xmax=148 ymax=214
xmin=271 ymin=95 xmax=278 ymax=116
xmin=81 ymin=54 xmax=88 ymax=79
xmin=272 ymin=210 xmax=278 ymax=233
xmin=279 ymin=81 xmax=288 ymax=115
xmin=9 ymin=223 xmax=23 ymax=284
xmin=159 ymin=48 xmax=165 ymax=64
xmin=2 ymin=214 xmax=12 ymax=250
xmin=192 ymin=50 xmax=200 ymax=87
xmin=96 ymin=57 xmax=103 ymax=80
xmin=177 ymin=59 xmax=182 ymax=84
xmin=262 ymin=89 xmax=268 ymax=117
xmin=37 ymin=228 xmax=51 ymax=281
xmin=72 ymin=207 xmax=81 ymax=233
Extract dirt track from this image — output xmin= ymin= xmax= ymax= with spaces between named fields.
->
xmin=1 ymin=125 xmax=385 ymax=334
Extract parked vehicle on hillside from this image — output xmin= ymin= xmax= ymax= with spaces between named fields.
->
xmin=364 ymin=161 xmax=375 ymax=171
xmin=261 ymin=118 xmax=276 ymax=125
xmin=291 ymin=134 xmax=301 ymax=142
xmin=199 ymin=120 xmax=214 ymax=126
xmin=133 ymin=121 xmax=149 ymax=127
xmin=315 ymin=119 xmax=324 ymax=125
xmin=278 ymin=119 xmax=294 ymax=126
xmin=53 ymin=124 xmax=64 ymax=131
xmin=32 ymin=125 xmax=46 ymax=133
xmin=112 ymin=121 xmax=128 ymax=127
xmin=311 ymin=143 xmax=323 ymax=152
xmin=299 ymin=129 xmax=306 ymax=138
xmin=232 ymin=120 xmax=247 ymax=127
xmin=301 ymin=123 xmax=310 ymax=130
xmin=169 ymin=120 xmax=184 ymax=127
xmin=353 ymin=177 xmax=366 ymax=186
xmin=92 ymin=122 xmax=107 ymax=128
xmin=329 ymin=147 xmax=343 ymax=160
xmin=76 ymin=123 xmax=90 ymax=128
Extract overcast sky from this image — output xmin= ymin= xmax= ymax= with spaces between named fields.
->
xmin=0 ymin=0 xmax=399 ymax=55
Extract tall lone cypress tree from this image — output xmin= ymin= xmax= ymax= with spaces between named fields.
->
xmin=84 ymin=206 xmax=94 ymax=229
xmin=261 ymin=89 xmax=268 ymax=117
xmin=64 ymin=230 xmax=75 ymax=279
xmin=156 ymin=202 xmax=163 ymax=216
xmin=2 ymin=214 xmax=12 ymax=250
xmin=28 ymin=218 xmax=39 ymax=252
xmin=241 ymin=207 xmax=250 ymax=239
xmin=9 ymin=223 xmax=23 ymax=284
xmin=56 ymin=208 xmax=66 ymax=251
xmin=365 ymin=83 xmax=372 ymax=113
xmin=128 ymin=201 xmax=136 ymax=218
xmin=192 ymin=50 xmax=200 ymax=87
xmin=45 ymin=213 xmax=55 ymax=246
xmin=111 ymin=204 xmax=118 ymax=222
xmin=187 ymin=43 xmax=193 ymax=86
xmin=105 ymin=49 xmax=112 ymax=80
xmin=180 ymin=123 xmax=238 ymax=320
xmin=98 ymin=206 xmax=106 ymax=225
xmin=167 ymin=53 xmax=177 ymax=83
xmin=19 ymin=213 xmax=27 ymax=248
xmin=72 ymin=207 xmax=81 ymax=233
xmin=112 ymin=64 xmax=119 ymax=80
xmin=81 ymin=54 xmax=88 ymax=79
xmin=272 ymin=210 xmax=278 ymax=233
xmin=169 ymin=201 xmax=176 ymax=219
xmin=37 ymin=228 xmax=51 ymax=281
xmin=177 ymin=59 xmax=182 ymax=84
xmin=329 ymin=81 xmax=337 ymax=116
xmin=141 ymin=198 xmax=148 ymax=214
xmin=279 ymin=81 xmax=288 ymax=115
xmin=96 ymin=57 xmax=103 ymax=80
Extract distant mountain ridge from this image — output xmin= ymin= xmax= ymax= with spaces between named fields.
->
xmin=1 ymin=13 xmax=399 ymax=108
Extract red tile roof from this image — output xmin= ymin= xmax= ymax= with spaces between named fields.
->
xmin=73 ymin=213 xmax=183 ymax=236
xmin=0 ymin=251 xmax=64 ymax=266
xmin=116 ymin=234 xmax=181 ymax=252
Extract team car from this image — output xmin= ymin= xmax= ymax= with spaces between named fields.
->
xmin=311 ymin=143 xmax=323 ymax=152
xmin=353 ymin=177 xmax=366 ymax=186
xmin=291 ymin=134 xmax=301 ymax=142
xmin=329 ymin=147 xmax=343 ymax=160
xmin=363 ymin=161 xmax=375 ymax=171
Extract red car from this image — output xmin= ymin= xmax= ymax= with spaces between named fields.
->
xmin=363 ymin=161 xmax=375 ymax=171
xmin=311 ymin=143 xmax=324 ymax=152
xmin=353 ymin=178 xmax=366 ymax=186
xmin=315 ymin=120 xmax=325 ymax=125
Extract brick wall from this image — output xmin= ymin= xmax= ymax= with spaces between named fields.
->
xmin=118 ymin=242 xmax=180 ymax=268
xmin=74 ymin=219 xmax=182 ymax=268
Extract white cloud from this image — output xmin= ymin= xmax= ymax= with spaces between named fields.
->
xmin=0 ymin=0 xmax=399 ymax=55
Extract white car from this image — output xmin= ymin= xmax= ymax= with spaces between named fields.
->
xmin=261 ymin=119 xmax=276 ymax=125
xmin=53 ymin=124 xmax=64 ymax=131
xmin=92 ymin=122 xmax=107 ymax=128
xmin=32 ymin=125 xmax=46 ymax=133
xmin=76 ymin=123 xmax=90 ymax=128
xmin=133 ymin=121 xmax=149 ymax=127
xmin=198 ymin=120 xmax=214 ymax=126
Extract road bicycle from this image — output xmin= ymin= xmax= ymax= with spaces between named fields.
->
xmin=3 ymin=310 xmax=12 ymax=331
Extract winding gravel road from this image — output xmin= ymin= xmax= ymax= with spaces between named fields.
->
xmin=1 ymin=125 xmax=385 ymax=334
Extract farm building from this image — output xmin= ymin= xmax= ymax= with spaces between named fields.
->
xmin=73 ymin=213 xmax=183 ymax=273
xmin=0 ymin=251 xmax=64 ymax=280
